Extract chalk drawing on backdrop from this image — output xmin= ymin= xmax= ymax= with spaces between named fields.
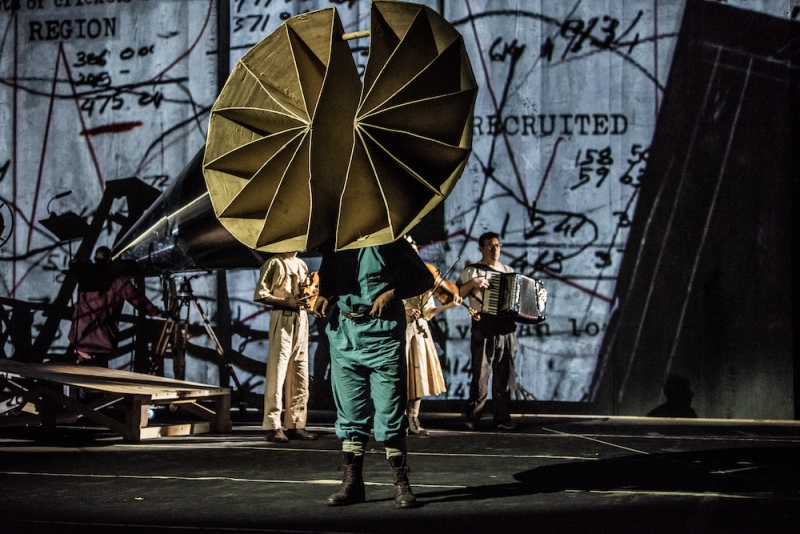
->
xmin=437 ymin=0 xmax=791 ymax=403
xmin=220 ymin=0 xmax=682 ymax=403
xmin=0 ymin=1 xmax=219 ymax=373
xmin=434 ymin=1 xmax=685 ymax=402
xmin=0 ymin=0 xmax=789 ymax=398
xmin=221 ymin=0 xmax=441 ymax=398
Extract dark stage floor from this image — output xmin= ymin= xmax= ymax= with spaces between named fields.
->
xmin=1 ymin=410 xmax=799 ymax=533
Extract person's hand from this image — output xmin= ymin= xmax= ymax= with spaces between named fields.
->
xmin=285 ymin=294 xmax=308 ymax=310
xmin=538 ymin=288 xmax=548 ymax=308
xmin=370 ymin=289 xmax=396 ymax=318
xmin=472 ymin=277 xmax=490 ymax=292
xmin=407 ymin=308 xmax=421 ymax=321
xmin=448 ymin=294 xmax=463 ymax=308
xmin=313 ymin=296 xmax=329 ymax=318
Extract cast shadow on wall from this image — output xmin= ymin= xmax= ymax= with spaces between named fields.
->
xmin=590 ymin=0 xmax=799 ymax=419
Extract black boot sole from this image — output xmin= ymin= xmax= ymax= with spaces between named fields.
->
xmin=326 ymin=496 xmax=366 ymax=507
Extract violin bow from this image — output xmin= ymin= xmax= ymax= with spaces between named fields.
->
xmin=439 ymin=255 xmax=461 ymax=283
xmin=419 ymin=255 xmax=461 ymax=310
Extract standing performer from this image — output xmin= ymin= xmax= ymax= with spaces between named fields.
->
xmin=69 ymin=246 xmax=166 ymax=368
xmin=313 ymin=239 xmax=434 ymax=509
xmin=403 ymin=237 xmax=463 ymax=435
xmin=457 ymin=232 xmax=547 ymax=431
xmin=254 ymin=252 xmax=317 ymax=443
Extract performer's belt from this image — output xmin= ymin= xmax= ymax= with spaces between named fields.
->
xmin=341 ymin=310 xmax=373 ymax=324
xmin=272 ymin=305 xmax=298 ymax=313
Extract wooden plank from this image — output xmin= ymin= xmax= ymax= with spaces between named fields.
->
xmin=176 ymin=400 xmax=216 ymax=419
xmin=0 ymin=359 xmax=232 ymax=440
xmin=213 ymin=393 xmax=232 ymax=433
xmin=161 ymin=397 xmax=231 ymax=434
xmin=123 ymin=395 xmax=145 ymax=441
xmin=0 ymin=361 xmax=228 ymax=396
xmin=139 ymin=422 xmax=211 ymax=439
xmin=41 ymin=387 xmax=132 ymax=439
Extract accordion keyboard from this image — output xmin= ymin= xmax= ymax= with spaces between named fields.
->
xmin=480 ymin=272 xmax=546 ymax=324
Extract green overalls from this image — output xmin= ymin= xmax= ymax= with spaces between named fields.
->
xmin=320 ymin=241 xmax=434 ymax=443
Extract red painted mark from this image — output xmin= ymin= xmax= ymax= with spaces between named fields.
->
xmin=241 ymin=308 xmax=271 ymax=325
xmin=542 ymin=268 xmax=613 ymax=304
xmin=81 ymin=121 xmax=143 ymax=136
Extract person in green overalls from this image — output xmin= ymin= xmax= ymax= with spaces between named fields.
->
xmin=313 ymin=239 xmax=434 ymax=509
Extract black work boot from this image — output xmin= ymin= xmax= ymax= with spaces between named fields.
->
xmin=326 ymin=452 xmax=365 ymax=506
xmin=388 ymin=455 xmax=417 ymax=509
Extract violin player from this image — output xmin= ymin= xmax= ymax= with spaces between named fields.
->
xmin=402 ymin=236 xmax=464 ymax=435
xmin=254 ymin=251 xmax=318 ymax=443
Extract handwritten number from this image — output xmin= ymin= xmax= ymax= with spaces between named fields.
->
xmin=597 ymin=147 xmax=613 ymax=165
xmin=99 ymin=95 xmax=111 ymax=114
xmin=76 ymin=72 xmax=112 ymax=88
xmin=525 ymin=213 xmax=547 ymax=239
xmin=560 ymin=19 xmax=584 ymax=59
xmin=570 ymin=167 xmax=592 ymax=190
xmin=73 ymin=49 xmax=108 ymax=68
xmin=627 ymin=32 xmax=641 ymax=54
xmin=595 ymin=166 xmax=609 ymax=187
xmin=510 ymin=254 xmax=530 ymax=273
xmin=619 ymin=144 xmax=648 ymax=187
xmin=489 ymin=37 xmax=526 ymax=62
xmin=138 ymin=90 xmax=163 ymax=109
xmin=534 ymin=251 xmax=564 ymax=274
xmin=80 ymin=98 xmax=95 ymax=116
xmin=578 ymin=149 xmax=595 ymax=166
xmin=557 ymin=11 xmax=642 ymax=59
xmin=572 ymin=147 xmax=613 ymax=189
xmin=594 ymin=251 xmax=612 ymax=268
xmin=592 ymin=16 xmax=619 ymax=48
xmin=553 ymin=215 xmax=586 ymax=238
xmin=249 ymin=14 xmax=263 ymax=32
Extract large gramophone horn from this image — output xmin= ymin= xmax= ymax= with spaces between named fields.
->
xmin=336 ymin=1 xmax=476 ymax=250
xmin=204 ymin=1 xmax=476 ymax=253
xmin=115 ymin=2 xmax=476 ymax=268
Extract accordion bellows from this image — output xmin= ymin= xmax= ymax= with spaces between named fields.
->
xmin=203 ymin=1 xmax=477 ymax=252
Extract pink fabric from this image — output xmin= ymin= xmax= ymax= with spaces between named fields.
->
xmin=68 ymin=274 xmax=159 ymax=355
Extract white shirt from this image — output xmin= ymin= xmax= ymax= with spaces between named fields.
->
xmin=457 ymin=262 xmax=514 ymax=313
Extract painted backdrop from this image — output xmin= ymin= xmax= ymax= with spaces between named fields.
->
xmin=0 ymin=0 xmax=793 ymax=417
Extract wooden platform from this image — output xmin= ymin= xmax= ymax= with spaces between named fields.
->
xmin=0 ymin=359 xmax=231 ymax=441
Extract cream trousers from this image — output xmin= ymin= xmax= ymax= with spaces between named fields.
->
xmin=262 ymin=309 xmax=310 ymax=430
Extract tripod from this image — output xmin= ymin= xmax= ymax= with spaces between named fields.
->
xmin=152 ymin=276 xmax=246 ymax=410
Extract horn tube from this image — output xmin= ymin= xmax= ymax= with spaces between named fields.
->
xmin=113 ymin=148 xmax=271 ymax=276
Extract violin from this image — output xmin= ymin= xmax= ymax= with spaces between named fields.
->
xmin=425 ymin=263 xmax=480 ymax=320
xmin=300 ymin=271 xmax=320 ymax=309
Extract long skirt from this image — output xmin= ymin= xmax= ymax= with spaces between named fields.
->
xmin=405 ymin=319 xmax=446 ymax=399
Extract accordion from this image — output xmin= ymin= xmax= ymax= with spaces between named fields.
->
xmin=481 ymin=273 xmax=547 ymax=324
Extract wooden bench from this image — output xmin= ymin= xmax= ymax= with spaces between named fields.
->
xmin=0 ymin=359 xmax=231 ymax=441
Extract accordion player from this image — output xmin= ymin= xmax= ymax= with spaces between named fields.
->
xmin=479 ymin=272 xmax=547 ymax=324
